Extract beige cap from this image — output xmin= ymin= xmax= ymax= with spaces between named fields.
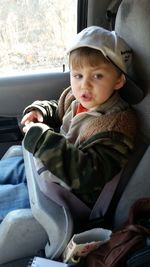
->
xmin=67 ymin=26 xmax=144 ymax=104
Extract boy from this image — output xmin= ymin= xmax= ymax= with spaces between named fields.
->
xmin=0 ymin=26 xmax=143 ymax=220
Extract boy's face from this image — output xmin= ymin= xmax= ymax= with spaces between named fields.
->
xmin=70 ymin=57 xmax=125 ymax=110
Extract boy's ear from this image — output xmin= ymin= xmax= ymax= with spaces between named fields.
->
xmin=115 ymin=74 xmax=126 ymax=90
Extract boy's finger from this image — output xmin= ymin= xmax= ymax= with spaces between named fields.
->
xmin=21 ymin=114 xmax=29 ymax=125
xmin=37 ymin=113 xmax=44 ymax=122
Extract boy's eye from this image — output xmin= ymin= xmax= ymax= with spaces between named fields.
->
xmin=93 ymin=73 xmax=103 ymax=79
xmin=73 ymin=74 xmax=82 ymax=79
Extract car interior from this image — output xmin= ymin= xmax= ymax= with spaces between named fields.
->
xmin=0 ymin=0 xmax=150 ymax=266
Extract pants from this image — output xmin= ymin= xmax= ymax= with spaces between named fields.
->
xmin=0 ymin=156 xmax=30 ymax=221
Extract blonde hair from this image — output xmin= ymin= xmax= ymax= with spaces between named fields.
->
xmin=69 ymin=47 xmax=122 ymax=75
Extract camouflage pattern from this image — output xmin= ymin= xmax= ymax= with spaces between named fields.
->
xmin=23 ymin=87 xmax=137 ymax=208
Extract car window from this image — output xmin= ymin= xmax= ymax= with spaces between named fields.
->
xmin=0 ymin=0 xmax=77 ymax=75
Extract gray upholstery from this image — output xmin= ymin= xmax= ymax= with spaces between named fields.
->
xmin=114 ymin=145 xmax=150 ymax=228
xmin=113 ymin=0 xmax=150 ymax=228
xmin=0 ymin=209 xmax=47 ymax=265
xmin=23 ymin=147 xmax=74 ymax=260
xmin=0 ymin=144 xmax=73 ymax=264
xmin=0 ymin=146 xmax=48 ymax=265
xmin=115 ymin=0 xmax=150 ymax=135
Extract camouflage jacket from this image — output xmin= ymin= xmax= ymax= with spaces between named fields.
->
xmin=23 ymin=87 xmax=137 ymax=207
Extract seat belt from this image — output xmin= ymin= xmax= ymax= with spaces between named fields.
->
xmin=88 ymin=138 xmax=149 ymax=229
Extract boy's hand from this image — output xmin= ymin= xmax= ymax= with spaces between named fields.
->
xmin=21 ymin=110 xmax=43 ymax=133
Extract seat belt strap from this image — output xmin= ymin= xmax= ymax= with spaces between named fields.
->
xmin=89 ymin=138 xmax=148 ymax=229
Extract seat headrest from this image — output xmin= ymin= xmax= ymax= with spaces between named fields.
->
xmin=115 ymin=0 xmax=150 ymax=92
xmin=115 ymin=0 xmax=150 ymax=137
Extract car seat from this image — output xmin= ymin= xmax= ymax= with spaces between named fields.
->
xmin=0 ymin=0 xmax=150 ymax=266
xmin=113 ymin=0 xmax=150 ymax=229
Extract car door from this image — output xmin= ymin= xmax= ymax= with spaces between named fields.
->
xmin=0 ymin=71 xmax=70 ymax=156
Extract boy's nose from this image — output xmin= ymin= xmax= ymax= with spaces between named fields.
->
xmin=81 ymin=78 xmax=91 ymax=90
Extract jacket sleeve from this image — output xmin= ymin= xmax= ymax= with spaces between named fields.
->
xmin=23 ymin=87 xmax=74 ymax=129
xmin=23 ymin=123 xmax=132 ymax=206
xmin=23 ymin=99 xmax=61 ymax=128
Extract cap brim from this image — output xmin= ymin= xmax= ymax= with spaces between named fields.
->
xmin=119 ymin=76 xmax=144 ymax=104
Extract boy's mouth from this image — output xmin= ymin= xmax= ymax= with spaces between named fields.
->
xmin=81 ymin=93 xmax=92 ymax=102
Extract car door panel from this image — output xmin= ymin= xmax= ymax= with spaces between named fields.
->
xmin=0 ymin=71 xmax=70 ymax=156
xmin=0 ymin=117 xmax=23 ymax=143
xmin=0 ymin=72 xmax=70 ymax=116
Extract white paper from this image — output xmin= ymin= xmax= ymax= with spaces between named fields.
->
xmin=31 ymin=257 xmax=68 ymax=267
